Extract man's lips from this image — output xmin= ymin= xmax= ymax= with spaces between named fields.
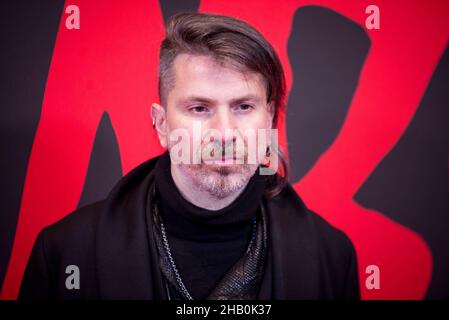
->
xmin=202 ymin=156 xmax=244 ymax=165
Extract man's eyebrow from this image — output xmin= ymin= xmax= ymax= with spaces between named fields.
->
xmin=179 ymin=95 xmax=216 ymax=105
xmin=230 ymin=94 xmax=262 ymax=104
xmin=178 ymin=94 xmax=262 ymax=105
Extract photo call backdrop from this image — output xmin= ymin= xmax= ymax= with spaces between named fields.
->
xmin=1 ymin=0 xmax=448 ymax=300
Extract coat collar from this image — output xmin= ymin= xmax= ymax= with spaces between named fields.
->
xmin=96 ymin=155 xmax=165 ymax=299
xmin=261 ymin=184 xmax=321 ymax=299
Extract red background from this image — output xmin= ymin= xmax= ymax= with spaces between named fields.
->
xmin=1 ymin=0 xmax=449 ymax=300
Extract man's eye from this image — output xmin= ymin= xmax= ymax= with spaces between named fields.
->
xmin=235 ymin=104 xmax=254 ymax=112
xmin=189 ymin=106 xmax=209 ymax=113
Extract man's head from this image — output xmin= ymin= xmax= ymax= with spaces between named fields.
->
xmin=152 ymin=12 xmax=288 ymax=199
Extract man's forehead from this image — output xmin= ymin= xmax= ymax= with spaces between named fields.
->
xmin=171 ymin=53 xmax=267 ymax=101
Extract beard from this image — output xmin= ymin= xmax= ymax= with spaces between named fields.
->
xmin=168 ymin=129 xmax=267 ymax=199
xmin=177 ymin=161 xmax=258 ymax=199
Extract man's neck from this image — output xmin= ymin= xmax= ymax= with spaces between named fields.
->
xmin=170 ymin=165 xmax=247 ymax=211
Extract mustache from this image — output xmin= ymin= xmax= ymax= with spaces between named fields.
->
xmin=199 ymin=138 xmax=247 ymax=160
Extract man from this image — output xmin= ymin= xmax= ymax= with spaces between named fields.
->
xmin=19 ymin=12 xmax=360 ymax=300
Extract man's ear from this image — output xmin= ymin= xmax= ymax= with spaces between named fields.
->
xmin=151 ymin=103 xmax=168 ymax=148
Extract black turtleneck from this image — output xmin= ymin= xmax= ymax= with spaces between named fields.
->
xmin=154 ymin=152 xmax=267 ymax=299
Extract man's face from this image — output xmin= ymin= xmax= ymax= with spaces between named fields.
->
xmin=153 ymin=53 xmax=273 ymax=198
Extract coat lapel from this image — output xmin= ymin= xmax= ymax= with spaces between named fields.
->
xmin=264 ymin=185 xmax=322 ymax=299
xmin=95 ymin=157 xmax=165 ymax=299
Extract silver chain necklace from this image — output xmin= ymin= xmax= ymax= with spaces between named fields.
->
xmin=158 ymin=214 xmax=258 ymax=300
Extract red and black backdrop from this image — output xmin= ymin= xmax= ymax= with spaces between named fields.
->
xmin=1 ymin=0 xmax=448 ymax=300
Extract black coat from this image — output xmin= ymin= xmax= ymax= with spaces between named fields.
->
xmin=19 ymin=155 xmax=360 ymax=300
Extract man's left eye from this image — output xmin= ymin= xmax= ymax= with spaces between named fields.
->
xmin=235 ymin=104 xmax=254 ymax=111
xmin=189 ymin=105 xmax=209 ymax=113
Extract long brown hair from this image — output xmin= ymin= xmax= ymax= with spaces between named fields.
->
xmin=158 ymin=12 xmax=289 ymax=198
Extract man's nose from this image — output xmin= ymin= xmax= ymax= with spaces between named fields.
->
xmin=209 ymin=107 xmax=236 ymax=133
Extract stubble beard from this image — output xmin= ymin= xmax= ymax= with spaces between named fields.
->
xmin=178 ymin=161 xmax=258 ymax=199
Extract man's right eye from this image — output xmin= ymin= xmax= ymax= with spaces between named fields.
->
xmin=189 ymin=105 xmax=209 ymax=113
